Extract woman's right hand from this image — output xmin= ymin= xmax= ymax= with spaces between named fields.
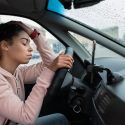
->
xmin=47 ymin=53 xmax=74 ymax=72
xmin=9 ymin=21 xmax=33 ymax=35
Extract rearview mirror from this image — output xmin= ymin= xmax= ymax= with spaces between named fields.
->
xmin=59 ymin=0 xmax=104 ymax=9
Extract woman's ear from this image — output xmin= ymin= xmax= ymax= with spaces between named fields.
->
xmin=0 ymin=40 xmax=9 ymax=51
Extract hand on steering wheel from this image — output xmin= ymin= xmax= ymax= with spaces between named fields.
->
xmin=47 ymin=52 xmax=74 ymax=72
xmin=46 ymin=47 xmax=74 ymax=102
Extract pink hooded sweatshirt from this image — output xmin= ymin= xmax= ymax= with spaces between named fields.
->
xmin=0 ymin=34 xmax=56 ymax=125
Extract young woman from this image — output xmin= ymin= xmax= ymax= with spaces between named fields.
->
xmin=0 ymin=21 xmax=73 ymax=125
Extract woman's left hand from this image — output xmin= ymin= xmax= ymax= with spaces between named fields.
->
xmin=47 ymin=53 xmax=74 ymax=72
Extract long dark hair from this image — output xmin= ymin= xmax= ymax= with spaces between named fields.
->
xmin=0 ymin=21 xmax=25 ymax=44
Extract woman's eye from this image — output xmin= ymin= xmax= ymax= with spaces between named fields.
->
xmin=22 ymin=42 xmax=27 ymax=46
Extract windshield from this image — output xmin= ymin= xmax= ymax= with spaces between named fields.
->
xmin=48 ymin=0 xmax=125 ymax=46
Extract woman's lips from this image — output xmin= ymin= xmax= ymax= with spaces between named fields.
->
xmin=27 ymin=55 xmax=32 ymax=58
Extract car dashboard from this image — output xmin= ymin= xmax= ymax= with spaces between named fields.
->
xmin=68 ymin=57 xmax=125 ymax=125
xmin=93 ymin=78 xmax=125 ymax=125
xmin=89 ymin=57 xmax=125 ymax=125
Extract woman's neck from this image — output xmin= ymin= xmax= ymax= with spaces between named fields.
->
xmin=0 ymin=58 xmax=19 ymax=75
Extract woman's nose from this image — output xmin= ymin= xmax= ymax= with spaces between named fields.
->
xmin=28 ymin=45 xmax=33 ymax=52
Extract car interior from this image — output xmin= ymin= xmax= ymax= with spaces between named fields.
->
xmin=0 ymin=0 xmax=125 ymax=125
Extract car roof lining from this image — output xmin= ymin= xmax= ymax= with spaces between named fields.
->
xmin=0 ymin=0 xmax=47 ymax=13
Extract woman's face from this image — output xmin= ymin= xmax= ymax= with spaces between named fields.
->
xmin=7 ymin=31 xmax=33 ymax=64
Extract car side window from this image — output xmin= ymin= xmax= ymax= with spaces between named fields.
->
xmin=0 ymin=15 xmax=65 ymax=66
xmin=69 ymin=31 xmax=122 ymax=58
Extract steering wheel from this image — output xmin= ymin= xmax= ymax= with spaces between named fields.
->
xmin=45 ymin=47 xmax=73 ymax=102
